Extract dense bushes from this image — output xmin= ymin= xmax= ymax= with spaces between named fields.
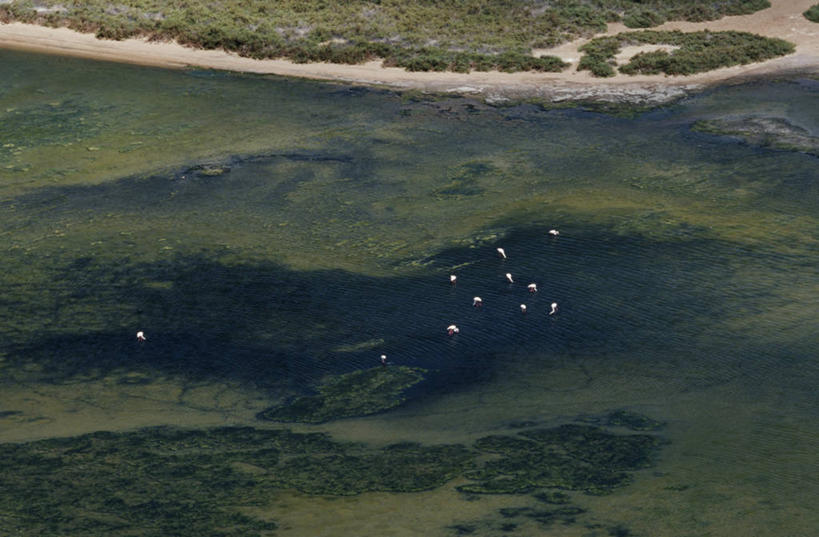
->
xmin=620 ymin=0 xmax=769 ymax=28
xmin=622 ymin=9 xmax=666 ymax=29
xmin=577 ymin=36 xmax=621 ymax=77
xmin=804 ymin=4 xmax=819 ymax=22
xmin=579 ymin=30 xmax=795 ymax=77
xmin=0 ymin=0 xmax=775 ymax=73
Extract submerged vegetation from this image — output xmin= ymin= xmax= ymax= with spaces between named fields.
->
xmin=258 ymin=366 xmax=427 ymax=423
xmin=578 ymin=30 xmax=795 ymax=77
xmin=0 ymin=414 xmax=664 ymax=536
xmin=458 ymin=424 xmax=663 ymax=495
xmin=693 ymin=117 xmax=819 ymax=157
xmin=0 ymin=426 xmax=472 ymax=536
xmin=605 ymin=409 xmax=666 ymax=431
xmin=0 ymin=0 xmax=770 ymax=73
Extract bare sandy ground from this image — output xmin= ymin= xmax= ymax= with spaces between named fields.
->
xmin=0 ymin=0 xmax=817 ymax=103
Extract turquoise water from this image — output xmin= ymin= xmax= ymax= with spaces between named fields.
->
xmin=0 ymin=50 xmax=817 ymax=536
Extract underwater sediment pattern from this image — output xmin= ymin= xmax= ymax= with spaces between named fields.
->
xmin=0 ymin=50 xmax=818 ymax=536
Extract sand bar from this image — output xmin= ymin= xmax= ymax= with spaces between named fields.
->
xmin=1 ymin=0 xmax=818 ymax=103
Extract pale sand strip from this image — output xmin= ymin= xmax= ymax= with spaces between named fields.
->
xmin=0 ymin=0 xmax=817 ymax=103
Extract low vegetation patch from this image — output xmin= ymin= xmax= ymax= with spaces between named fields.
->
xmin=606 ymin=409 xmax=666 ymax=431
xmin=457 ymin=424 xmax=663 ymax=495
xmin=804 ymin=4 xmax=819 ymax=22
xmin=0 ymin=426 xmax=473 ymax=536
xmin=693 ymin=116 xmax=819 ymax=156
xmin=579 ymin=30 xmax=795 ymax=77
xmin=0 ymin=412 xmax=665 ymax=535
xmin=257 ymin=365 xmax=427 ymax=423
xmin=0 ymin=0 xmax=771 ymax=73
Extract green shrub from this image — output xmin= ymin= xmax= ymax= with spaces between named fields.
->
xmin=618 ymin=49 xmax=670 ymax=75
xmin=723 ymin=0 xmax=771 ymax=16
xmin=577 ymin=56 xmax=616 ymax=77
xmin=670 ymin=4 xmax=718 ymax=23
xmin=577 ymin=36 xmax=620 ymax=77
xmin=622 ymin=9 xmax=666 ymax=29
xmin=580 ymin=30 xmax=795 ymax=77
xmin=804 ymin=4 xmax=819 ymax=22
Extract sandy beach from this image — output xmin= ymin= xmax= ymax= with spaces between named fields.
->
xmin=1 ymin=0 xmax=818 ymax=103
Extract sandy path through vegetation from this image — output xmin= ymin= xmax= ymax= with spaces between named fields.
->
xmin=0 ymin=0 xmax=817 ymax=102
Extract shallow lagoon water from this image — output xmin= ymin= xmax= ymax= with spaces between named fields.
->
xmin=0 ymin=50 xmax=817 ymax=536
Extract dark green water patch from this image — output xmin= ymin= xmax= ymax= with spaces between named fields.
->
xmin=434 ymin=161 xmax=497 ymax=198
xmin=499 ymin=505 xmax=587 ymax=526
xmin=0 ymin=251 xmax=380 ymax=388
xmin=577 ymin=410 xmax=666 ymax=432
xmin=0 ymin=98 xmax=116 ymax=148
xmin=532 ymin=490 xmax=572 ymax=504
xmin=257 ymin=365 xmax=427 ymax=423
xmin=3 ymin=211 xmax=810 ymax=404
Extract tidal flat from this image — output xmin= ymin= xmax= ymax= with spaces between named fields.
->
xmin=1 ymin=50 xmax=818 ymax=536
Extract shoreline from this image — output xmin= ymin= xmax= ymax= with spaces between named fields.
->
xmin=1 ymin=1 xmax=818 ymax=104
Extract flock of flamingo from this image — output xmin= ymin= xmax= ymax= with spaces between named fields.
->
xmin=136 ymin=229 xmax=562 ymax=368
xmin=444 ymin=229 xmax=560 ymax=340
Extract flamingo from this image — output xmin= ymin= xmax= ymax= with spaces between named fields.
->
xmin=136 ymin=331 xmax=146 ymax=342
xmin=497 ymin=247 xmax=507 ymax=259
xmin=450 ymin=274 xmax=457 ymax=285
xmin=528 ymin=283 xmax=537 ymax=293
xmin=549 ymin=229 xmax=560 ymax=237
xmin=506 ymin=273 xmax=514 ymax=283
xmin=520 ymin=304 xmax=527 ymax=313
xmin=447 ymin=324 xmax=460 ymax=336
xmin=380 ymin=354 xmax=387 ymax=366
xmin=549 ymin=302 xmax=558 ymax=315
xmin=473 ymin=297 xmax=483 ymax=307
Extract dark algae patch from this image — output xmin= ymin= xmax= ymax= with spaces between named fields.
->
xmin=450 ymin=418 xmax=663 ymax=535
xmin=257 ymin=365 xmax=427 ymax=423
xmin=0 ymin=426 xmax=472 ymax=536
xmin=458 ymin=424 xmax=663 ymax=495
xmin=273 ymin=441 xmax=474 ymax=495
xmin=0 ymin=414 xmax=665 ymax=535
xmin=693 ymin=117 xmax=819 ymax=157
xmin=532 ymin=490 xmax=572 ymax=504
xmin=606 ymin=409 xmax=666 ymax=431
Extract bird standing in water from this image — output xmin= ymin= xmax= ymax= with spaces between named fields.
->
xmin=506 ymin=273 xmax=514 ymax=283
xmin=447 ymin=324 xmax=460 ymax=335
xmin=549 ymin=302 xmax=558 ymax=315
xmin=136 ymin=331 xmax=146 ymax=342
xmin=549 ymin=229 xmax=560 ymax=237
xmin=528 ymin=283 xmax=537 ymax=293
xmin=380 ymin=354 xmax=387 ymax=366
xmin=450 ymin=274 xmax=457 ymax=285
xmin=520 ymin=304 xmax=527 ymax=314
xmin=497 ymin=247 xmax=507 ymax=259
xmin=473 ymin=297 xmax=483 ymax=307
